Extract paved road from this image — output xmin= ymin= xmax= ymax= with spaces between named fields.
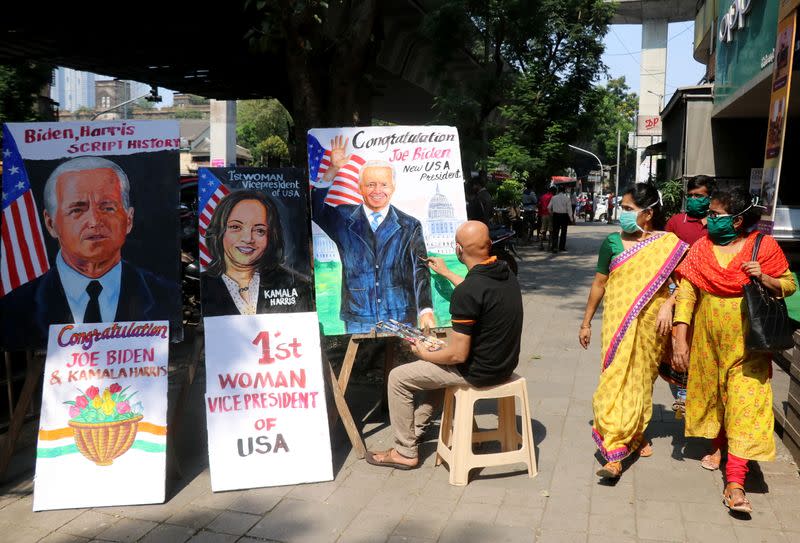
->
xmin=1 ymin=223 xmax=799 ymax=542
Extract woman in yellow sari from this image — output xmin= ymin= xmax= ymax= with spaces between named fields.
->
xmin=580 ymin=184 xmax=688 ymax=478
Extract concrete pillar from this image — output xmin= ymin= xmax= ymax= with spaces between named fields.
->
xmin=210 ymin=100 xmax=237 ymax=167
xmin=636 ymin=19 xmax=667 ymax=183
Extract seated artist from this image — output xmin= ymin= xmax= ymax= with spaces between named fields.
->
xmin=366 ymin=220 xmax=524 ymax=469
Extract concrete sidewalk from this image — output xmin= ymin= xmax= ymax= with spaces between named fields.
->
xmin=1 ymin=223 xmax=799 ymax=542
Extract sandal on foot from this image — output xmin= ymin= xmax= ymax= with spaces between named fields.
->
xmin=365 ymin=449 xmax=418 ymax=470
xmin=596 ymin=461 xmax=622 ymax=479
xmin=722 ymin=483 xmax=753 ymax=514
xmin=700 ymin=450 xmax=721 ymax=471
xmin=638 ymin=442 xmax=653 ymax=457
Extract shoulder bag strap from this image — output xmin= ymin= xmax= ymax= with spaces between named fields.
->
xmin=751 ymin=233 xmax=764 ymax=261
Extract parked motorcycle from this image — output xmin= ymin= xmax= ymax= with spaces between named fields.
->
xmin=179 ymin=182 xmax=202 ymax=327
xmin=489 ymin=225 xmax=520 ymax=275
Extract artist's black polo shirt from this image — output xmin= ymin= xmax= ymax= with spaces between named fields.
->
xmin=451 ymin=257 xmax=523 ymax=386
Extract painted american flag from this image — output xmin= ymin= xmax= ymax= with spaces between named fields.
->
xmin=307 ymin=134 xmax=365 ymax=206
xmin=0 ymin=125 xmax=50 ymax=296
xmin=197 ymin=169 xmax=231 ymax=270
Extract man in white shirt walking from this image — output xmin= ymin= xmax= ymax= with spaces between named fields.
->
xmin=547 ymin=185 xmax=574 ymax=253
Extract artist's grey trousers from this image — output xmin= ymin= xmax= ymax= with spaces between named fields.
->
xmin=387 ymin=360 xmax=469 ymax=459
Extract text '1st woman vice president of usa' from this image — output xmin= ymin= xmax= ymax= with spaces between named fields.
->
xmin=200 ymin=189 xmax=312 ymax=317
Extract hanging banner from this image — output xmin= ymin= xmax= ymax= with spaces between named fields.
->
xmin=759 ymin=10 xmax=796 ymax=231
xmin=197 ymin=167 xmax=313 ymax=317
xmin=0 ymin=121 xmax=182 ymax=350
xmin=307 ymin=126 xmax=467 ymax=335
xmin=203 ymin=312 xmax=332 ymax=491
xmin=33 ymin=321 xmax=169 ymax=511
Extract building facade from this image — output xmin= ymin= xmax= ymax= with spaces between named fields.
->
xmin=50 ymin=67 xmax=95 ymax=112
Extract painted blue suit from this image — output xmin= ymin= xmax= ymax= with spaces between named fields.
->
xmin=312 ymin=186 xmax=432 ymax=330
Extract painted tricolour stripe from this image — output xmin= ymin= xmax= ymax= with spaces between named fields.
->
xmin=38 ymin=422 xmax=167 ymax=441
xmin=36 ymin=421 xmax=167 ymax=458
xmin=37 ymin=440 xmax=166 ymax=459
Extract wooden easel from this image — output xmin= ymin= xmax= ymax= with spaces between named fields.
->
xmin=324 ymin=327 xmax=451 ymax=459
xmin=0 ymin=351 xmax=44 ymax=480
xmin=323 ymin=330 xmax=400 ymax=459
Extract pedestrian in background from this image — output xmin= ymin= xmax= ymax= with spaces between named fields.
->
xmin=672 ymin=187 xmax=796 ymax=514
xmin=661 ymin=175 xmax=717 ymax=415
xmin=538 ymin=186 xmax=555 ymax=249
xmin=666 ymin=175 xmax=716 ymax=245
xmin=547 ymin=185 xmax=574 ymax=253
xmin=466 ymin=177 xmax=494 ymax=226
xmin=579 ymin=183 xmax=688 ymax=479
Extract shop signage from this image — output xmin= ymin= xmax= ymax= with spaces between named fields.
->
xmin=761 ymin=48 xmax=775 ymax=69
xmin=637 ymin=115 xmax=662 ymax=136
xmin=758 ymin=9 xmax=797 ymax=231
xmin=719 ymin=0 xmax=752 ymax=43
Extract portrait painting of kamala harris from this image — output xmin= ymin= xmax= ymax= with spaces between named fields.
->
xmin=197 ymin=167 xmax=313 ymax=318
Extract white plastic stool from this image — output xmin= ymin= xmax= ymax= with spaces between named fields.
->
xmin=435 ymin=373 xmax=537 ymax=486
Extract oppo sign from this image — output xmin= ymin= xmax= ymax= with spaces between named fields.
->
xmin=718 ymin=0 xmax=752 ymax=43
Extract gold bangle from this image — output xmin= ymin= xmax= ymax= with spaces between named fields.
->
xmin=580 ymin=324 xmax=591 ymax=329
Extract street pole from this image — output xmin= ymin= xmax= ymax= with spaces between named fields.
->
xmin=614 ymin=129 xmax=621 ymax=221
xmin=567 ymin=144 xmax=603 ymax=219
xmin=91 ymin=85 xmax=161 ymax=120
xmin=567 ymin=144 xmax=603 ymax=183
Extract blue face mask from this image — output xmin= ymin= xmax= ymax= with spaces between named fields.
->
xmin=619 ymin=210 xmax=642 ymax=233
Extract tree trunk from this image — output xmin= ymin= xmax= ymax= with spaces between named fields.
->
xmin=285 ymin=0 xmax=380 ymax=166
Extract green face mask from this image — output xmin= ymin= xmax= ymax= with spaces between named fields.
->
xmin=706 ymin=215 xmax=738 ymax=245
xmin=686 ymin=196 xmax=710 ymax=218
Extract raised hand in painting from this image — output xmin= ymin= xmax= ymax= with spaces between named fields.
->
xmin=322 ymin=135 xmax=350 ymax=182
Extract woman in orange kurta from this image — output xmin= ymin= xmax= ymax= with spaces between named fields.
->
xmin=673 ymin=187 xmax=796 ymax=514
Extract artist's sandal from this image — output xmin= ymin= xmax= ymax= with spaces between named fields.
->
xmin=700 ymin=450 xmax=721 ymax=471
xmin=365 ymin=449 xmax=418 ymax=470
xmin=638 ymin=442 xmax=653 ymax=457
xmin=596 ymin=461 xmax=622 ymax=479
xmin=722 ymin=483 xmax=753 ymax=514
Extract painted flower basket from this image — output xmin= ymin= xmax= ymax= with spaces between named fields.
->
xmin=64 ymin=383 xmax=144 ymax=466
xmin=68 ymin=414 xmax=143 ymax=466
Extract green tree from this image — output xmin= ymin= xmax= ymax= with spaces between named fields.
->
xmin=187 ymin=94 xmax=210 ymax=105
xmin=237 ymin=99 xmax=293 ymax=157
xmin=494 ymin=178 xmax=524 ymax=207
xmin=73 ymin=106 xmax=94 ymax=120
xmin=174 ymin=109 xmax=206 ymax=119
xmin=579 ymin=77 xmax=637 ymax=164
xmin=422 ymin=0 xmax=614 ymax=188
xmin=134 ymin=97 xmax=155 ymax=109
xmin=243 ymin=0 xmax=381 ymax=164
xmin=0 ymin=62 xmax=53 ymax=125
xmin=253 ymin=134 xmax=290 ymax=166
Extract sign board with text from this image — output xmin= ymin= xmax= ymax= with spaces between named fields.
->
xmin=307 ymin=126 xmax=468 ymax=335
xmin=34 ymin=321 xmax=169 ymax=511
xmin=636 ymin=115 xmax=662 ymax=136
xmin=204 ymin=312 xmax=333 ymax=491
xmin=0 ymin=121 xmax=181 ymax=351
xmin=758 ymin=9 xmax=796 ymax=231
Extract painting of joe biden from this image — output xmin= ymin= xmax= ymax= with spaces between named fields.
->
xmin=0 ymin=156 xmax=180 ymax=350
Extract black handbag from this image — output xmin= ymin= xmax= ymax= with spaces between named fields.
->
xmin=743 ymin=233 xmax=794 ymax=352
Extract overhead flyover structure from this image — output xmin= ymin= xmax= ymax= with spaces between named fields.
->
xmin=606 ymin=0 xmax=697 ymax=183
xmin=0 ymin=1 xmax=479 ymax=163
